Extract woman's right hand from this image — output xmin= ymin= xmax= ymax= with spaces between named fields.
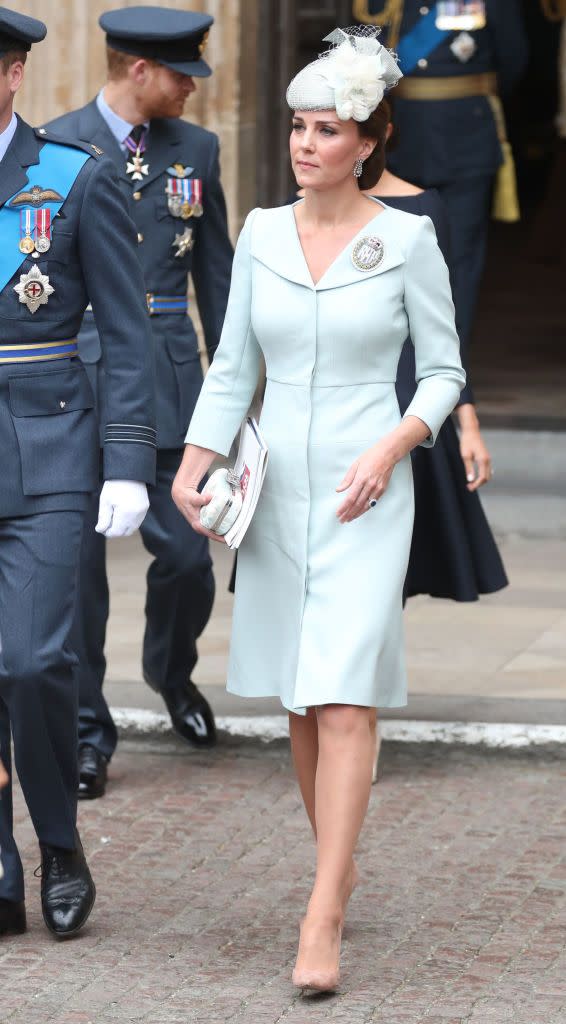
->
xmin=0 ymin=759 xmax=8 ymax=790
xmin=171 ymin=479 xmax=226 ymax=543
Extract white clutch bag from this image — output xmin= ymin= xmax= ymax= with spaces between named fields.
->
xmin=199 ymin=468 xmax=243 ymax=536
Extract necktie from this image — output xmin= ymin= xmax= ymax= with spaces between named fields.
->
xmin=125 ymin=124 xmax=148 ymax=181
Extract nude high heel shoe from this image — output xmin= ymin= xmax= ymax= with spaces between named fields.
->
xmin=292 ymin=918 xmax=342 ymax=995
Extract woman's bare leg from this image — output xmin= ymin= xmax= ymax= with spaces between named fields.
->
xmin=293 ymin=704 xmax=374 ymax=989
xmin=289 ymin=708 xmax=318 ymax=836
xmin=369 ymin=707 xmax=381 ymax=783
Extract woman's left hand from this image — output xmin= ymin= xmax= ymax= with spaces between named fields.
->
xmin=336 ymin=441 xmax=395 ymax=523
xmin=459 ymin=427 xmax=492 ymax=491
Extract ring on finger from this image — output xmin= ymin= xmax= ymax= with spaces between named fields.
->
xmin=368 ymin=497 xmax=378 ymax=509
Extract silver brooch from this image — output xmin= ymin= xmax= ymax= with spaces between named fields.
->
xmin=352 ymin=236 xmax=384 ymax=272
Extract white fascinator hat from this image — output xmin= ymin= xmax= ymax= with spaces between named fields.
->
xmin=286 ymin=26 xmax=402 ymax=123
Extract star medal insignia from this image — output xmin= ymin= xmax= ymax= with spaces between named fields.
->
xmin=173 ymin=227 xmax=194 ymax=258
xmin=14 ymin=264 xmax=54 ymax=313
xmin=351 ymin=236 xmax=384 ymax=272
xmin=125 ymin=126 xmax=149 ymax=181
xmin=126 ymin=152 xmax=149 ymax=181
xmin=450 ymin=31 xmax=477 ymax=63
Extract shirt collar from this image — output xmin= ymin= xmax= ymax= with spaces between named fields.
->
xmin=0 ymin=112 xmax=18 ymax=164
xmin=96 ymin=89 xmax=149 ymax=148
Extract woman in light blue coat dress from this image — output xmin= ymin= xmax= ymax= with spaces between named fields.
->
xmin=173 ymin=27 xmax=465 ymax=994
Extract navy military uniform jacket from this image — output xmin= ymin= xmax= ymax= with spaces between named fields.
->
xmin=368 ymin=0 xmax=529 ymax=186
xmin=48 ymin=101 xmax=233 ymax=448
xmin=0 ymin=117 xmax=156 ymax=518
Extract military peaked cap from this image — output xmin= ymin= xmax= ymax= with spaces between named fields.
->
xmin=0 ymin=5 xmax=46 ymax=56
xmin=99 ymin=5 xmax=214 ymax=78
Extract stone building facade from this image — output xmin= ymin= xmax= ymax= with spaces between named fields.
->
xmin=13 ymin=0 xmax=360 ymax=231
xmin=13 ymin=0 xmax=258 ymax=237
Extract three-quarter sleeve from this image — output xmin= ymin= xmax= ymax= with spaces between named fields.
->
xmin=185 ymin=209 xmax=261 ymax=456
xmin=401 ymin=216 xmax=466 ymax=447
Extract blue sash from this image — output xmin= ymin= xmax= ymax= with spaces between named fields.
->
xmin=0 ymin=141 xmax=90 ymax=293
xmin=396 ymin=6 xmax=450 ymax=75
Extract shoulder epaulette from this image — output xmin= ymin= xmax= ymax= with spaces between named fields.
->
xmin=34 ymin=127 xmax=104 ymax=159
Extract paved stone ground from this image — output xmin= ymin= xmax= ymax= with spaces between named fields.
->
xmin=3 ymin=741 xmax=566 ymax=1024
xmin=104 ymin=536 xmax=566 ymax=723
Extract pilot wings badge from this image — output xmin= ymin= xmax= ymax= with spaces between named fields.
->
xmin=9 ymin=185 xmax=63 ymax=207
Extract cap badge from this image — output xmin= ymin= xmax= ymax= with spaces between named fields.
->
xmin=14 ymin=265 xmax=54 ymax=314
xmin=9 ymin=185 xmax=63 ymax=208
xmin=198 ymin=30 xmax=210 ymax=56
xmin=351 ymin=236 xmax=385 ymax=272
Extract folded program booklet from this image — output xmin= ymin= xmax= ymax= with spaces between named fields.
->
xmin=224 ymin=416 xmax=269 ymax=550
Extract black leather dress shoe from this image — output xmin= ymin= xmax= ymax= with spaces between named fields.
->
xmin=0 ymin=899 xmax=27 ymax=936
xmin=78 ymin=745 xmax=108 ymax=800
xmin=158 ymin=679 xmax=217 ymax=748
xmin=40 ymin=832 xmax=96 ymax=938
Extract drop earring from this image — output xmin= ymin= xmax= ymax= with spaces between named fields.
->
xmin=353 ymin=157 xmax=364 ymax=178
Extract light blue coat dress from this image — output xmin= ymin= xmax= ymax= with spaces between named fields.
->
xmin=187 ymin=200 xmax=466 ymax=714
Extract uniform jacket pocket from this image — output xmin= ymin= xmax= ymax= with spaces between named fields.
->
xmin=9 ymin=366 xmax=99 ymax=495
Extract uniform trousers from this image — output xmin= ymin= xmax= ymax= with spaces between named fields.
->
xmin=0 ymin=510 xmax=84 ymax=902
xmin=72 ymin=449 xmax=215 ymax=762
xmin=436 ymin=175 xmax=493 ymax=353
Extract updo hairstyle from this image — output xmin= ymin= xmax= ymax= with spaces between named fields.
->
xmin=356 ymin=98 xmax=391 ymax=190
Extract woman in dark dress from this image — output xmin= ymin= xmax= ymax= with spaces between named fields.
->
xmin=373 ymin=169 xmax=508 ymax=605
xmin=367 ymin=163 xmax=508 ymax=777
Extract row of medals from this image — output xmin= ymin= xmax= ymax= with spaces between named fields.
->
xmin=167 ymin=195 xmax=203 ymax=220
xmin=19 ymin=229 xmax=50 ymax=257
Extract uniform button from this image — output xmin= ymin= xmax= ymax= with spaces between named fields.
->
xmin=133 ymin=191 xmax=141 ymax=201
xmin=59 ymin=400 xmax=66 ymax=409
xmin=417 ymin=58 xmax=428 ymax=69
xmin=137 ymin=233 xmax=144 ymax=243
xmin=419 ymin=5 xmax=429 ymax=13
xmin=38 ymin=127 xmax=47 ymax=134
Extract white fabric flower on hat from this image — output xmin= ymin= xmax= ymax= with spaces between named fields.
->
xmin=322 ymin=36 xmax=402 ymax=122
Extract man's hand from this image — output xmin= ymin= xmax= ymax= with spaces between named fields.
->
xmin=96 ymin=480 xmax=150 ymax=538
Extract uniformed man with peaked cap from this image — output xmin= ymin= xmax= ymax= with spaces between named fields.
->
xmin=0 ymin=5 xmax=156 ymax=937
xmin=354 ymin=0 xmax=528 ymax=367
xmin=48 ymin=6 xmax=233 ymax=799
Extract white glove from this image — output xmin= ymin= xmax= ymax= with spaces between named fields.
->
xmin=95 ymin=480 xmax=150 ymax=538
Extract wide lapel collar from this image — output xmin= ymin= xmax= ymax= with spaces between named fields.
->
xmin=0 ymin=115 xmax=40 ymax=208
xmin=249 ymin=203 xmax=405 ymax=291
xmin=250 ymin=204 xmax=315 ymax=289
xmin=135 ymin=118 xmax=180 ymax=193
xmin=77 ymin=100 xmax=127 ymax=180
xmin=316 ymin=205 xmax=405 ymax=291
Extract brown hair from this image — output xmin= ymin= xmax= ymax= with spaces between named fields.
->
xmin=106 ymin=45 xmax=140 ymax=80
xmin=356 ymin=98 xmax=391 ymax=190
xmin=0 ymin=50 xmax=28 ymax=74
